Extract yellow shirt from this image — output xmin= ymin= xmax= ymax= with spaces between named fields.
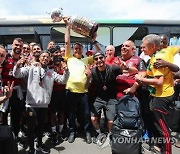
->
xmin=147 ymin=47 xmax=179 ymax=97
xmin=66 ymin=54 xmax=93 ymax=93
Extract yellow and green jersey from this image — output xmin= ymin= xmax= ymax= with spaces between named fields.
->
xmin=147 ymin=46 xmax=179 ymax=97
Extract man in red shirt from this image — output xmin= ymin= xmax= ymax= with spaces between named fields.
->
xmin=1 ymin=38 xmax=25 ymax=148
xmin=116 ymin=40 xmax=146 ymax=99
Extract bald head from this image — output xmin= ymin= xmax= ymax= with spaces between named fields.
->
xmin=105 ymin=45 xmax=115 ymax=60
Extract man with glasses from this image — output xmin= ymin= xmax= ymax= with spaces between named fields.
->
xmin=86 ymin=51 xmax=130 ymax=145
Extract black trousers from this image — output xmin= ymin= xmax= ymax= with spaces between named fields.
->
xmin=26 ymin=107 xmax=47 ymax=150
xmin=66 ymin=90 xmax=91 ymax=133
xmin=150 ymin=95 xmax=174 ymax=154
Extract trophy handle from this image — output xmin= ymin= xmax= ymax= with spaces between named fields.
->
xmin=90 ymin=23 xmax=98 ymax=39
xmin=51 ymin=8 xmax=63 ymax=22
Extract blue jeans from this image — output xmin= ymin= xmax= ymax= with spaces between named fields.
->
xmin=66 ymin=90 xmax=91 ymax=133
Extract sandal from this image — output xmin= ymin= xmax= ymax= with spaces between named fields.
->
xmin=174 ymin=141 xmax=180 ymax=148
xmin=151 ymin=145 xmax=161 ymax=154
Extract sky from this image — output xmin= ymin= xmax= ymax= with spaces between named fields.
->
xmin=0 ymin=0 xmax=180 ymax=20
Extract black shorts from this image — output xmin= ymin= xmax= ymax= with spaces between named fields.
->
xmin=91 ymin=97 xmax=117 ymax=121
xmin=49 ymin=90 xmax=66 ymax=113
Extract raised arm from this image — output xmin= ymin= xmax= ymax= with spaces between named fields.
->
xmin=63 ymin=17 xmax=71 ymax=57
xmin=13 ymin=58 xmax=30 ymax=78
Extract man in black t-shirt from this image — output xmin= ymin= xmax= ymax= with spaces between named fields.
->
xmin=86 ymin=51 xmax=129 ymax=143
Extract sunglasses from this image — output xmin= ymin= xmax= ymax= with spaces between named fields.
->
xmin=94 ymin=56 xmax=104 ymax=61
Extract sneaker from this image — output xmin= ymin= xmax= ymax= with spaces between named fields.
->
xmin=58 ymin=132 xmax=68 ymax=141
xmin=100 ymin=133 xmax=110 ymax=148
xmin=28 ymin=149 xmax=36 ymax=154
xmin=142 ymin=143 xmax=151 ymax=153
xmin=21 ymin=126 xmax=28 ymax=137
xmin=96 ymin=133 xmax=107 ymax=147
xmin=44 ymin=132 xmax=51 ymax=138
xmin=150 ymin=145 xmax=162 ymax=154
xmin=68 ymin=132 xmax=76 ymax=143
xmin=85 ymin=132 xmax=92 ymax=144
xmin=93 ymin=132 xmax=100 ymax=144
xmin=35 ymin=143 xmax=50 ymax=154
xmin=174 ymin=141 xmax=180 ymax=148
xmin=51 ymin=132 xmax=58 ymax=144
xmin=60 ymin=132 xmax=68 ymax=141
xmin=17 ymin=137 xmax=27 ymax=149
xmin=34 ymin=137 xmax=38 ymax=143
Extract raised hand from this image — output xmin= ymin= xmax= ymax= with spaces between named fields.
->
xmin=63 ymin=16 xmax=71 ymax=27
xmin=4 ymin=81 xmax=14 ymax=98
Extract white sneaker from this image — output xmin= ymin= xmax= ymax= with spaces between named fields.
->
xmin=100 ymin=133 xmax=110 ymax=149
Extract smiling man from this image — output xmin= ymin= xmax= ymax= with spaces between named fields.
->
xmin=63 ymin=17 xmax=95 ymax=144
xmin=86 ymin=51 xmax=128 ymax=145
xmin=13 ymin=51 xmax=69 ymax=154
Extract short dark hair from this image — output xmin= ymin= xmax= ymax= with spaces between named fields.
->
xmin=93 ymin=51 xmax=105 ymax=59
xmin=39 ymin=50 xmax=51 ymax=56
xmin=13 ymin=38 xmax=23 ymax=43
xmin=73 ymin=42 xmax=83 ymax=48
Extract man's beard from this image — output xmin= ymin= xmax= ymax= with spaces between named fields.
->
xmin=13 ymin=49 xmax=21 ymax=54
xmin=33 ymin=52 xmax=41 ymax=57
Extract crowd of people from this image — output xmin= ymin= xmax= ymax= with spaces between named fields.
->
xmin=0 ymin=18 xmax=180 ymax=154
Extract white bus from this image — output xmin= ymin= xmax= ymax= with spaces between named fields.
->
xmin=0 ymin=16 xmax=180 ymax=55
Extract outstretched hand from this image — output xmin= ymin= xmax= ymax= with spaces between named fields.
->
xmin=4 ymin=81 xmax=14 ymax=99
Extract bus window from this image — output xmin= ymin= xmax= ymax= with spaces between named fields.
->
xmin=51 ymin=26 xmax=111 ymax=47
xmin=113 ymin=26 xmax=148 ymax=47
xmin=96 ymin=27 xmax=110 ymax=46
xmin=50 ymin=27 xmax=89 ymax=44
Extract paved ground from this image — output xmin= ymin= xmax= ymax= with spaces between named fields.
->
xmin=18 ymin=131 xmax=180 ymax=154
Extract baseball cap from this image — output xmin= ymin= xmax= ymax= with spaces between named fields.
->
xmin=93 ymin=51 xmax=105 ymax=59
xmin=86 ymin=50 xmax=94 ymax=56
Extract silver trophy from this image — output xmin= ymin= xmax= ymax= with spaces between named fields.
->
xmin=51 ymin=8 xmax=98 ymax=39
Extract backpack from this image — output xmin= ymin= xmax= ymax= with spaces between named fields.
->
xmin=111 ymin=95 xmax=143 ymax=154
xmin=113 ymin=95 xmax=143 ymax=130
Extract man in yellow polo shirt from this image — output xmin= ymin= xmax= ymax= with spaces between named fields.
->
xmin=135 ymin=34 xmax=180 ymax=154
xmin=63 ymin=17 xmax=95 ymax=144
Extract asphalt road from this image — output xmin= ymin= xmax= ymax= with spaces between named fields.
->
xmin=18 ymin=131 xmax=180 ymax=154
